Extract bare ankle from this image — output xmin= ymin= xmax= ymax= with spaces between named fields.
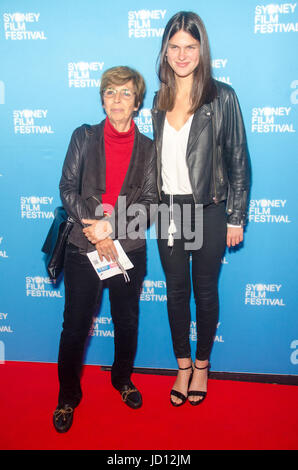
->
xmin=177 ymin=357 xmax=192 ymax=370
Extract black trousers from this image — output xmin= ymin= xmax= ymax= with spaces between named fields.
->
xmin=57 ymin=242 xmax=146 ymax=408
xmin=157 ymin=195 xmax=227 ymax=361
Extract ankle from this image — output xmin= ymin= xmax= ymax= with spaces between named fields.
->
xmin=194 ymin=359 xmax=209 ymax=370
xmin=177 ymin=358 xmax=192 ymax=371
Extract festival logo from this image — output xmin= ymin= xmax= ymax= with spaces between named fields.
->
xmin=3 ymin=12 xmax=47 ymax=40
xmin=25 ymin=276 xmax=63 ymax=298
xmin=249 ymin=199 xmax=291 ymax=223
xmin=245 ymin=283 xmax=286 ymax=306
xmin=68 ymin=61 xmax=104 ymax=88
xmin=134 ymin=108 xmax=152 ymax=135
xmin=251 ymin=106 xmax=295 ymax=133
xmin=212 ymin=58 xmax=232 ymax=85
xmin=89 ymin=316 xmax=114 ymax=338
xmin=190 ymin=322 xmax=224 ymax=344
xmin=128 ymin=9 xmax=167 ymax=38
xmin=20 ymin=196 xmax=54 ymax=220
xmin=13 ymin=109 xmax=54 ymax=134
xmin=254 ymin=3 xmax=298 ymax=33
xmin=0 ymin=312 xmax=13 ymax=334
xmin=140 ymin=279 xmax=167 ymax=302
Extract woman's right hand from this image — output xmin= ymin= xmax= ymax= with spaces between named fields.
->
xmin=95 ymin=237 xmax=118 ymax=262
xmin=82 ymin=218 xmax=113 ymax=244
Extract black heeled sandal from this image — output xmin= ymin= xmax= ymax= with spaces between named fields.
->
xmin=170 ymin=365 xmax=193 ymax=407
xmin=188 ymin=363 xmax=210 ymax=406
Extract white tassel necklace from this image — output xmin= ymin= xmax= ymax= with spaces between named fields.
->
xmin=168 ymin=194 xmax=177 ymax=247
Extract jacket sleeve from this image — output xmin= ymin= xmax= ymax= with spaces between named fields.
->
xmin=223 ymin=89 xmax=251 ymax=226
xmin=59 ymin=125 xmax=92 ymax=226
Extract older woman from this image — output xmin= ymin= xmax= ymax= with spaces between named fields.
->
xmin=53 ymin=66 xmax=156 ymax=433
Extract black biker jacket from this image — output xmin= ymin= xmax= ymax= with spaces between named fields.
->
xmin=151 ymin=80 xmax=251 ymax=226
xmin=59 ymin=120 xmax=157 ymax=253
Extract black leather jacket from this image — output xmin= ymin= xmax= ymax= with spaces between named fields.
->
xmin=151 ymin=80 xmax=251 ymax=226
xmin=59 ymin=120 xmax=157 ymax=253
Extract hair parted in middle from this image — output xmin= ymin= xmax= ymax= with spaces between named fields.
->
xmin=100 ymin=66 xmax=146 ymax=108
xmin=156 ymin=11 xmax=217 ymax=113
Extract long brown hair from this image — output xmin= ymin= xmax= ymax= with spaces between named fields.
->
xmin=156 ymin=11 xmax=217 ymax=113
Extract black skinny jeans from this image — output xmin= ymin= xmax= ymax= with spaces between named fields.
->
xmin=57 ymin=242 xmax=146 ymax=408
xmin=157 ymin=194 xmax=227 ymax=362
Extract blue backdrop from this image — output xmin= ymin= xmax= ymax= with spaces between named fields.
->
xmin=0 ymin=0 xmax=297 ymax=376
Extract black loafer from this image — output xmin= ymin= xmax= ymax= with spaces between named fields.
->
xmin=53 ymin=404 xmax=74 ymax=433
xmin=117 ymin=382 xmax=143 ymax=409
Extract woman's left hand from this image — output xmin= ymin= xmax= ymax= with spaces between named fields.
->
xmin=227 ymin=226 xmax=243 ymax=247
xmin=82 ymin=218 xmax=113 ymax=244
xmin=95 ymin=238 xmax=118 ymax=262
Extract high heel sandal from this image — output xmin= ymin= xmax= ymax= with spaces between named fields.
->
xmin=170 ymin=365 xmax=193 ymax=407
xmin=188 ymin=363 xmax=210 ymax=406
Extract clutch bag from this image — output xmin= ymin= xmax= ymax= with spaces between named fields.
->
xmin=41 ymin=206 xmax=74 ymax=281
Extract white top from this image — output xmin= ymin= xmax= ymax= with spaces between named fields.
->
xmin=161 ymin=114 xmax=241 ymax=228
xmin=161 ymin=115 xmax=194 ymax=195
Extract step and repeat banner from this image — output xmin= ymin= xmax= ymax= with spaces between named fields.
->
xmin=0 ymin=0 xmax=297 ymax=376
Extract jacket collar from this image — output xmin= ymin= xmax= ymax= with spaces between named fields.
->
xmin=152 ymin=102 xmax=212 ymax=159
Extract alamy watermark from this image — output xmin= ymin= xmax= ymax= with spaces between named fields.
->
xmin=94 ymin=196 xmax=203 ymax=250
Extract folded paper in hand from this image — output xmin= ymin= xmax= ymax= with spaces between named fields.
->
xmin=87 ymin=241 xmax=134 ymax=281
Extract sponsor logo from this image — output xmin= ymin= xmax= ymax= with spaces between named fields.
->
xmin=212 ymin=58 xmax=232 ymax=85
xmin=245 ymin=283 xmax=286 ymax=306
xmin=89 ymin=316 xmax=114 ymax=338
xmin=0 ymin=313 xmax=13 ymax=333
xmin=290 ymin=339 xmax=298 ymax=364
xmin=190 ymin=322 xmax=224 ymax=343
xmin=128 ymin=9 xmax=166 ymax=38
xmin=140 ymin=279 xmax=167 ymax=302
xmin=251 ymin=106 xmax=295 ymax=133
xmin=254 ymin=3 xmax=298 ymax=33
xmin=134 ymin=108 xmax=152 ymax=135
xmin=68 ymin=61 xmax=104 ymax=88
xmin=0 ymin=237 xmax=8 ymax=259
xmin=20 ymin=196 xmax=54 ymax=220
xmin=3 ymin=12 xmax=47 ymax=40
xmin=249 ymin=199 xmax=291 ymax=223
xmin=25 ymin=276 xmax=63 ymax=298
xmin=13 ymin=109 xmax=54 ymax=134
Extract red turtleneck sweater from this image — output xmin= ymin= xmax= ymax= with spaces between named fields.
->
xmin=102 ymin=117 xmax=135 ymax=215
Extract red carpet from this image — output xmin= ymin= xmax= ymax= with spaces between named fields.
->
xmin=0 ymin=361 xmax=297 ymax=450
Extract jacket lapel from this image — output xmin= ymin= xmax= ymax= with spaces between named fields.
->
xmin=82 ymin=121 xmax=106 ymax=199
xmin=186 ymin=103 xmax=212 ymax=160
